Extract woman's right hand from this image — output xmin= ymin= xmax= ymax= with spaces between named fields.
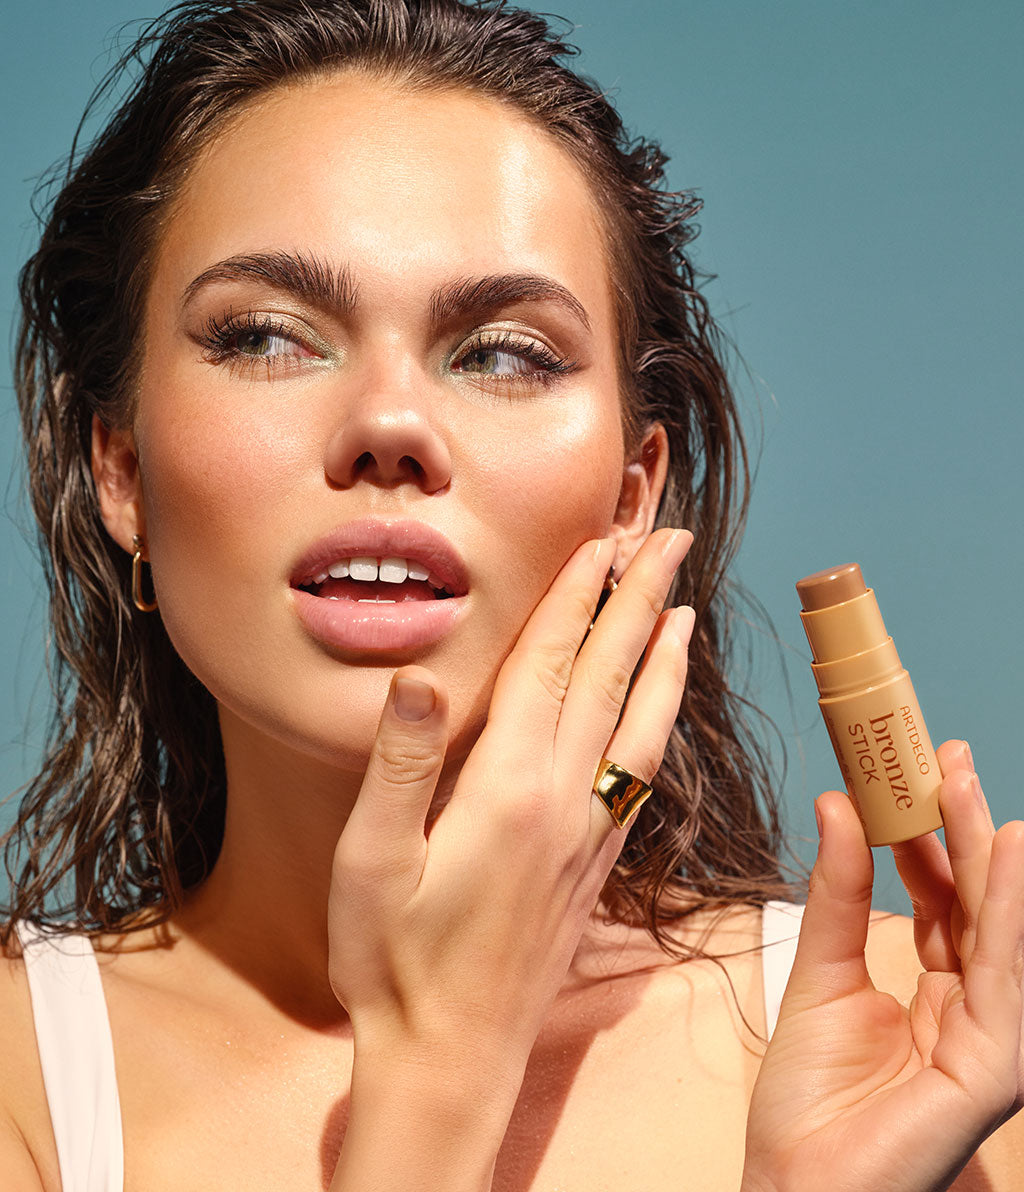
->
xmin=326 ymin=528 xmax=693 ymax=1088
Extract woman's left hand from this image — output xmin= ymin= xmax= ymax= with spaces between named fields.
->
xmin=741 ymin=741 xmax=1024 ymax=1192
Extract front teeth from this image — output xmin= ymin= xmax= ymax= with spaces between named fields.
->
xmin=349 ymin=557 xmax=379 ymax=581
xmin=378 ymin=557 xmax=407 ymax=583
xmin=309 ymin=556 xmax=447 ymax=589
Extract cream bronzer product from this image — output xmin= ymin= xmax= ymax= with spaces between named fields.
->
xmin=796 ymin=562 xmax=943 ymax=846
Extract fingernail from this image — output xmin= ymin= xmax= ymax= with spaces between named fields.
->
xmin=671 ymin=605 xmax=696 ymax=648
xmin=395 ymin=676 xmax=436 ymax=721
xmin=814 ymin=799 xmax=824 ymax=839
xmin=960 ymin=740 xmax=974 ymax=770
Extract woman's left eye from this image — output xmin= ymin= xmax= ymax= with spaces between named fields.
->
xmin=451 ymin=332 xmax=575 ymax=385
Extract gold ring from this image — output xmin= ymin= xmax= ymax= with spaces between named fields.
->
xmin=592 ymin=757 xmax=652 ymax=828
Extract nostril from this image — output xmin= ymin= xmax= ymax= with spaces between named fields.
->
xmin=352 ymin=451 xmax=423 ymax=481
xmin=324 ymin=422 xmax=451 ymax=493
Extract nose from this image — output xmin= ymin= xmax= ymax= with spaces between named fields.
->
xmin=323 ymin=371 xmax=452 ymax=494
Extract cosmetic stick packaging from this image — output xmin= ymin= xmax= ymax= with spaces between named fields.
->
xmin=796 ymin=563 xmax=944 ymax=846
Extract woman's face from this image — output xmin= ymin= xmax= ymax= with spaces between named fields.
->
xmin=104 ymin=74 xmax=664 ymax=769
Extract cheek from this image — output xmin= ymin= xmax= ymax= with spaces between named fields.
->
xmin=458 ymin=398 xmax=624 ymax=633
xmin=469 ymin=399 xmax=624 ymax=541
xmin=138 ymin=372 xmax=310 ymax=552
xmin=133 ymin=395 xmax=306 ymax=678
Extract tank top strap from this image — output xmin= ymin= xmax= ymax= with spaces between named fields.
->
xmin=15 ymin=921 xmax=124 ymax=1192
xmin=760 ymin=900 xmax=805 ymax=1039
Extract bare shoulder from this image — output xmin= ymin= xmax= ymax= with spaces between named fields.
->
xmin=861 ymin=910 xmax=1024 ymax=1191
xmin=0 ymin=936 xmax=56 ymax=1190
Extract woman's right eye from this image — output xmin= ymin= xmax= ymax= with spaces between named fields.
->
xmin=197 ymin=312 xmax=320 ymax=373
xmin=229 ymin=327 xmax=308 ymax=358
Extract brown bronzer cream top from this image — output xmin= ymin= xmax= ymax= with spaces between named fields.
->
xmin=796 ymin=562 xmax=867 ymax=612
xmin=796 ymin=563 xmax=888 ymax=669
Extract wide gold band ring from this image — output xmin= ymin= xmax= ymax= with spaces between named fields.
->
xmin=592 ymin=757 xmax=653 ymax=829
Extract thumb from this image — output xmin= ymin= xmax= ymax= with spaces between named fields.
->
xmin=337 ymin=666 xmax=449 ymax=891
xmin=786 ymin=790 xmax=875 ymax=1005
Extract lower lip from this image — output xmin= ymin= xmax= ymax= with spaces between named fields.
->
xmin=291 ymin=588 xmax=467 ymax=652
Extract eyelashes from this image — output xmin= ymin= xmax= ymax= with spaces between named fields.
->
xmin=449 ymin=328 xmax=578 ymax=386
xmin=194 ymin=310 xmax=580 ymax=389
xmin=197 ymin=310 xmax=319 ymax=374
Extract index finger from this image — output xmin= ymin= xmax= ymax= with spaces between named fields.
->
xmin=485 ymin=536 xmax=616 ymax=753
xmin=556 ymin=528 xmax=691 ymax=769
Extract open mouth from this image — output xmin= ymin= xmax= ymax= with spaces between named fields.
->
xmin=296 ymin=556 xmax=459 ymax=603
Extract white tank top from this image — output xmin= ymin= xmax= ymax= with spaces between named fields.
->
xmin=15 ymin=922 xmax=123 ymax=1192
xmin=16 ymin=901 xmax=804 ymax=1192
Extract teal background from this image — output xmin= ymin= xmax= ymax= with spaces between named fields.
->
xmin=2 ymin=2 xmax=1021 ymax=912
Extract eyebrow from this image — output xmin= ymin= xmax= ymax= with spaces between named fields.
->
xmin=181 ymin=250 xmax=591 ymax=334
xmin=181 ymin=251 xmax=356 ymax=312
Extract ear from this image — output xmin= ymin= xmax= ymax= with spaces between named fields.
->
xmin=609 ymin=422 xmax=670 ymax=571
xmin=91 ymin=413 xmax=146 ymax=555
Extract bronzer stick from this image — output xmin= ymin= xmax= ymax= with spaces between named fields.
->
xmin=796 ymin=563 xmax=944 ymax=846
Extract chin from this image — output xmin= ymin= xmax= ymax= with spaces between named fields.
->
xmin=213 ymin=659 xmax=494 ymax=779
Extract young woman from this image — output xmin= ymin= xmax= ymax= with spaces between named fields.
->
xmin=2 ymin=3 xmax=1021 ymax=1189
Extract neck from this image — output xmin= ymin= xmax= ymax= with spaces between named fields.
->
xmin=171 ymin=706 xmax=656 ymax=1031
xmin=174 ymin=702 xmax=473 ymax=1028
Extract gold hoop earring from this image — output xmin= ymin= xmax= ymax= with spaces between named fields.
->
xmin=131 ymin=535 xmax=158 ymax=612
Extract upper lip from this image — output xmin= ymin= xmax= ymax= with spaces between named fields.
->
xmin=290 ymin=518 xmax=470 ymax=595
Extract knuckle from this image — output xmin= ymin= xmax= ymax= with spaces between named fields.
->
xmin=906 ymin=893 xmax=941 ymax=922
xmin=495 ymin=783 xmax=550 ymax=831
xmin=584 ymin=656 xmax=635 ymax=719
xmin=331 ymin=835 xmax=377 ymax=889
xmin=333 ymin=836 xmax=366 ymax=879
xmin=491 ymin=775 xmax=562 ymax=840
xmin=333 ymin=830 xmax=406 ymax=892
xmin=529 ymin=639 xmax=576 ymax=706
xmin=374 ymin=736 xmax=441 ymax=786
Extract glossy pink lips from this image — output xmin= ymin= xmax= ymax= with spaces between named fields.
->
xmin=292 ymin=586 xmax=466 ymax=651
xmin=289 ymin=519 xmax=469 ymax=652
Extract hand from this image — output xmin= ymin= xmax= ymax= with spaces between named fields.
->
xmin=742 ymin=742 xmax=1024 ymax=1192
xmin=327 ymin=529 xmax=694 ymax=1087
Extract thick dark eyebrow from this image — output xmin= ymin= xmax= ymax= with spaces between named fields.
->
xmin=428 ymin=272 xmax=591 ymax=334
xmin=181 ymin=250 xmax=591 ymax=334
xmin=181 ymin=251 xmax=357 ymax=313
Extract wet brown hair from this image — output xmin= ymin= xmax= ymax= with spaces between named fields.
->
xmin=3 ymin=0 xmax=796 ymax=951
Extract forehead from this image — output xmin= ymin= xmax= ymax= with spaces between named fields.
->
xmin=153 ymin=72 xmax=615 ymax=328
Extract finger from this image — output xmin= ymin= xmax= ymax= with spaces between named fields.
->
xmin=589 ymin=605 xmax=694 ymax=846
xmin=962 ymin=820 xmax=1024 ymax=1081
xmin=557 ymin=528 xmax=692 ymax=767
xmin=487 ymin=537 xmax=616 ymax=749
xmin=889 ymin=739 xmax=971 ymax=970
xmin=937 ymin=737 xmax=994 ymax=831
xmin=942 ymin=766 xmax=996 ymax=968
xmin=336 ymin=666 xmax=449 ymax=898
xmin=785 ymin=790 xmax=874 ymax=1005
